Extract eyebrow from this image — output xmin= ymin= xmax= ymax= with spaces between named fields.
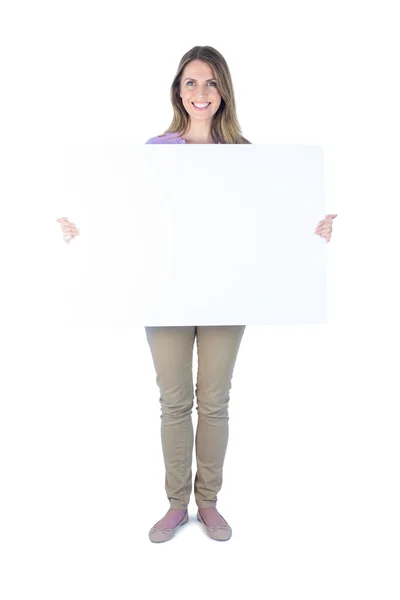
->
xmin=183 ymin=77 xmax=216 ymax=82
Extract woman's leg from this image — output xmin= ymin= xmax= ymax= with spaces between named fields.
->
xmin=194 ymin=325 xmax=246 ymax=509
xmin=145 ymin=325 xmax=196 ymax=510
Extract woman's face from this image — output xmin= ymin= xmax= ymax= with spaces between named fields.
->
xmin=179 ymin=59 xmax=222 ymax=122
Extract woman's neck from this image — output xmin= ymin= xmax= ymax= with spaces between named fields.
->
xmin=182 ymin=123 xmax=213 ymax=144
xmin=182 ymin=137 xmax=214 ymax=144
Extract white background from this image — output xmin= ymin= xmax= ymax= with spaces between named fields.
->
xmin=0 ymin=1 xmax=399 ymax=598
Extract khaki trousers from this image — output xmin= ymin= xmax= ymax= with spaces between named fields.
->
xmin=145 ymin=325 xmax=246 ymax=509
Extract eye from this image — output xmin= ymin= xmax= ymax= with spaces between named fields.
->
xmin=185 ymin=81 xmax=217 ymax=87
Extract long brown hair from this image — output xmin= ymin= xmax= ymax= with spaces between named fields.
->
xmin=159 ymin=46 xmax=251 ymax=144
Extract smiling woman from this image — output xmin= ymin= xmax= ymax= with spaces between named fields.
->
xmin=146 ymin=45 xmax=251 ymax=145
xmin=143 ymin=46 xmax=251 ymax=544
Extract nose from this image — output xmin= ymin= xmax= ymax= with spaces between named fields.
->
xmin=194 ymin=86 xmax=209 ymax=99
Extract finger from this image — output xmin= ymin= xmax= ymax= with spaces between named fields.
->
xmin=318 ymin=214 xmax=337 ymax=225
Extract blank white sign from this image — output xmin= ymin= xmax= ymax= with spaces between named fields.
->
xmin=62 ymin=144 xmax=327 ymax=328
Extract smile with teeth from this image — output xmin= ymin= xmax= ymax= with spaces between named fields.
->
xmin=192 ymin=102 xmax=211 ymax=111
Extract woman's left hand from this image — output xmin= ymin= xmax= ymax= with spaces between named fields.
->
xmin=314 ymin=213 xmax=338 ymax=243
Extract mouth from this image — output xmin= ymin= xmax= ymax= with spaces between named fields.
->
xmin=191 ymin=102 xmax=211 ymax=111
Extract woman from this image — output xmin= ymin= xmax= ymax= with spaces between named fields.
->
xmin=56 ymin=45 xmax=337 ymax=543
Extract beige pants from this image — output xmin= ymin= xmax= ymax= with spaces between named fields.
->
xmin=145 ymin=325 xmax=246 ymax=509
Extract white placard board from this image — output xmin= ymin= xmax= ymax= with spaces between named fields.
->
xmin=62 ymin=144 xmax=327 ymax=328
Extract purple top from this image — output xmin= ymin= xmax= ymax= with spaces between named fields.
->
xmin=145 ymin=132 xmax=221 ymax=144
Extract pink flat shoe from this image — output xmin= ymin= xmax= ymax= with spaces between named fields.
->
xmin=197 ymin=510 xmax=232 ymax=541
xmin=149 ymin=510 xmax=188 ymax=543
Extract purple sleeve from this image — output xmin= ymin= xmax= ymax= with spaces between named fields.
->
xmin=145 ymin=136 xmax=164 ymax=144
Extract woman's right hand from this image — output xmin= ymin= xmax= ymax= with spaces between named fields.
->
xmin=56 ymin=217 xmax=80 ymax=244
